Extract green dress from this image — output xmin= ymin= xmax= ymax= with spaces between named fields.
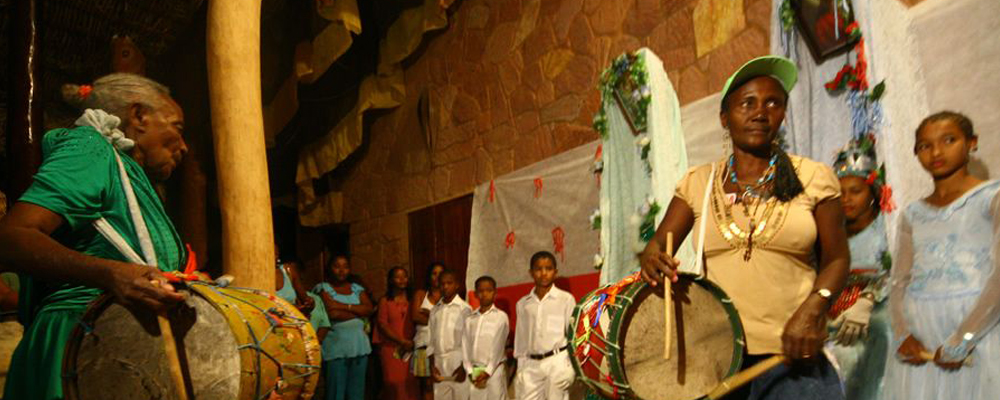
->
xmin=3 ymin=126 xmax=185 ymax=400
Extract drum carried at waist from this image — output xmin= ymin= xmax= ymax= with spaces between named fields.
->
xmin=63 ymin=281 xmax=322 ymax=400
xmin=569 ymin=273 xmax=745 ymax=400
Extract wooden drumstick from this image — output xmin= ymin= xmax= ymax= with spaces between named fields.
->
xmin=663 ymin=231 xmax=674 ymax=360
xmin=707 ymin=355 xmax=786 ymax=399
xmin=157 ymin=313 xmax=189 ymax=400
xmin=151 ymin=280 xmax=189 ymax=400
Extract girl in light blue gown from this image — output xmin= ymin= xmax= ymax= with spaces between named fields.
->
xmin=885 ymin=111 xmax=1000 ymax=400
xmin=826 ymin=135 xmax=891 ymax=400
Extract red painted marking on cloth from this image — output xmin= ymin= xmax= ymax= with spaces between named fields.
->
xmin=504 ymin=232 xmax=516 ymax=249
xmin=533 ymin=178 xmax=543 ymax=198
xmin=489 ymin=180 xmax=496 ymax=203
xmin=552 ymin=227 xmax=565 ymax=262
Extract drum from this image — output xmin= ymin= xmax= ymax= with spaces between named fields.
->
xmin=63 ymin=282 xmax=322 ymax=400
xmin=569 ymin=273 xmax=744 ymax=400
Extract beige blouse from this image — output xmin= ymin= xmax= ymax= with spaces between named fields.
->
xmin=675 ymin=155 xmax=841 ymax=354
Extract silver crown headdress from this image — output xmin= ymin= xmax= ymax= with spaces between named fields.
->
xmin=833 ymin=134 xmax=879 ymax=181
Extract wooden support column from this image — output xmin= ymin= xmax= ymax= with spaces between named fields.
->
xmin=206 ymin=0 xmax=274 ymax=290
xmin=5 ymin=0 xmax=43 ymax=199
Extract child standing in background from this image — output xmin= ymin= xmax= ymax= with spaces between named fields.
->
xmin=429 ymin=270 xmax=472 ymax=400
xmin=514 ymin=251 xmax=576 ymax=400
xmin=463 ymin=276 xmax=509 ymax=400
xmin=886 ymin=111 xmax=1000 ymax=400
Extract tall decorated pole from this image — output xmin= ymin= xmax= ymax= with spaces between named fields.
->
xmin=5 ymin=0 xmax=44 ymax=199
xmin=206 ymin=0 xmax=274 ymax=290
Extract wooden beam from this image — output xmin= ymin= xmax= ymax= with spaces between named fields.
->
xmin=206 ymin=0 xmax=274 ymax=291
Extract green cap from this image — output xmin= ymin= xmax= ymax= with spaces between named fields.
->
xmin=720 ymin=55 xmax=798 ymax=102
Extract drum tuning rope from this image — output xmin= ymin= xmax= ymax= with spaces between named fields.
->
xmin=191 ymin=282 xmax=321 ymax=400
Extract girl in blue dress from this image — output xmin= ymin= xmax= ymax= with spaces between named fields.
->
xmin=314 ymin=255 xmax=375 ymax=400
xmin=886 ymin=111 xmax=1000 ymax=400
xmin=827 ymin=135 xmax=892 ymax=400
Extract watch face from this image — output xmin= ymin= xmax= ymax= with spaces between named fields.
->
xmin=818 ymin=288 xmax=832 ymax=298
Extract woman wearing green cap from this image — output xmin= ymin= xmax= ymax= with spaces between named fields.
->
xmin=639 ymin=55 xmax=849 ymax=399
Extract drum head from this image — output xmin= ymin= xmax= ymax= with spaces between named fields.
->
xmin=64 ymin=292 xmax=242 ymax=400
xmin=621 ymin=279 xmax=742 ymax=400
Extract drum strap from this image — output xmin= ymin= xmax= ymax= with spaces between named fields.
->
xmin=693 ymin=163 xmax=715 ymax=278
xmin=91 ymin=150 xmax=159 ymax=267
xmin=77 ymin=109 xmax=159 ymax=267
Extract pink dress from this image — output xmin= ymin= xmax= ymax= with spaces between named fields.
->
xmin=374 ymin=296 xmax=418 ymax=400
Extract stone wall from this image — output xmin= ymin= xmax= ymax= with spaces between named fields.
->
xmin=339 ymin=0 xmax=771 ymax=298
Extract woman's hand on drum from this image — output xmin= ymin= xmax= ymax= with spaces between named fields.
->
xmin=896 ymin=334 xmax=930 ymax=365
xmin=109 ymin=263 xmax=185 ymax=312
xmin=781 ymin=297 xmax=828 ymax=360
xmin=639 ymin=247 xmax=680 ymax=287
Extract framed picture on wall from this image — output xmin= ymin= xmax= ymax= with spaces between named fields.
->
xmin=791 ymin=0 xmax=859 ymax=61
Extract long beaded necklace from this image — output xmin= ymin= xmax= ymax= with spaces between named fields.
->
xmin=714 ymin=155 xmax=785 ymax=261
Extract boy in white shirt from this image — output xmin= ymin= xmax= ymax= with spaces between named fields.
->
xmin=514 ymin=251 xmax=577 ymax=400
xmin=429 ymin=270 xmax=473 ymax=400
xmin=463 ymin=276 xmax=510 ymax=400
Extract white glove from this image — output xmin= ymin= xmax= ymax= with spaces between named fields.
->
xmin=831 ymin=296 xmax=874 ymax=346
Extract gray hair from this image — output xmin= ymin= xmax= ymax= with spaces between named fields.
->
xmin=62 ymin=73 xmax=171 ymax=127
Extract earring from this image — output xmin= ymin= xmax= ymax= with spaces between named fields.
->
xmin=723 ymin=129 xmax=732 ymax=155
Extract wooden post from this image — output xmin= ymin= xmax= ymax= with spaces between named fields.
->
xmin=206 ymin=0 xmax=274 ymax=290
xmin=5 ymin=0 xmax=44 ymax=199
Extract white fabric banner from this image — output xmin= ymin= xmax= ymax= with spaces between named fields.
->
xmin=467 ymin=142 xmax=601 ymax=290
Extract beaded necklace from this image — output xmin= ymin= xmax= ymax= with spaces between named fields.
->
xmin=727 ymin=154 xmax=777 ymax=203
xmin=713 ymin=156 xmax=788 ymax=261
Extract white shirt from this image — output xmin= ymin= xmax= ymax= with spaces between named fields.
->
xmin=513 ymin=286 xmax=576 ymax=362
xmin=428 ymin=295 xmax=472 ymax=375
xmin=462 ymin=304 xmax=510 ymax=377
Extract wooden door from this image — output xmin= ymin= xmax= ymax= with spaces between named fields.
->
xmin=408 ymin=195 xmax=473 ymax=297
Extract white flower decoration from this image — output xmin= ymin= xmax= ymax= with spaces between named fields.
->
xmin=589 ymin=209 xmax=601 ymax=225
xmin=638 ymin=202 xmax=651 ymax=216
xmin=593 ymin=254 xmax=604 ymax=268
xmin=636 ymin=135 xmax=650 ymax=147
xmin=640 ymin=85 xmax=651 ymax=98
xmin=629 ymin=213 xmax=642 ymax=227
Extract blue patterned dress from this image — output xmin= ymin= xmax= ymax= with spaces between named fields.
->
xmin=828 ymin=214 xmax=890 ymax=400
xmin=884 ymin=180 xmax=1000 ymax=400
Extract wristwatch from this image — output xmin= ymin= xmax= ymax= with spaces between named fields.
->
xmin=812 ymin=288 xmax=833 ymax=301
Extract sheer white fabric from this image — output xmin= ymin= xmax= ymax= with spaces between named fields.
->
xmin=884 ymin=181 xmax=1000 ymax=400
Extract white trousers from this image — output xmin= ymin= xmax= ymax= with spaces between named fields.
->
xmin=435 ymin=379 xmax=470 ymax=400
xmin=516 ymin=352 xmax=574 ymax=400
xmin=470 ymin=364 xmax=507 ymax=400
